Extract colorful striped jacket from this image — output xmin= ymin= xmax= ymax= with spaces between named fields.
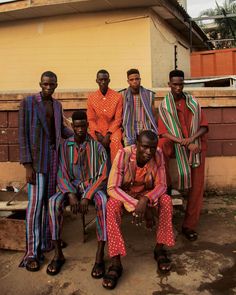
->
xmin=57 ymin=135 xmax=108 ymax=200
xmin=107 ymin=145 xmax=167 ymax=212
xmin=120 ymin=86 xmax=158 ymax=146
xmin=19 ymin=93 xmax=73 ymax=173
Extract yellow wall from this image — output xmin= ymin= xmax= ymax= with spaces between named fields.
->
xmin=149 ymin=11 xmax=190 ymax=87
xmin=0 ymin=9 xmax=152 ymax=91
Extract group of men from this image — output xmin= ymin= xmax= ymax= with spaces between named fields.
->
xmin=19 ymin=68 xmax=208 ymax=290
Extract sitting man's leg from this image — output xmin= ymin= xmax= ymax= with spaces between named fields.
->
xmin=47 ymin=192 xmax=67 ymax=275
xmin=91 ymin=190 xmax=107 ymax=279
xmin=103 ymin=198 xmax=124 ymax=289
xmin=110 ymin=129 xmax=123 ymax=163
xmin=158 ymin=138 xmax=174 ymax=193
xmin=155 ymin=193 xmax=175 ymax=273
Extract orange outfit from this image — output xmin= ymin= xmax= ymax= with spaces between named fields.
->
xmin=87 ymin=88 xmax=123 ymax=162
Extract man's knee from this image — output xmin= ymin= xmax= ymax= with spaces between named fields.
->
xmin=159 ymin=194 xmax=172 ymax=208
xmin=107 ymin=198 xmax=122 ymax=212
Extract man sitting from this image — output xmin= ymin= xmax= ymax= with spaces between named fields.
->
xmin=102 ymin=130 xmax=175 ymax=290
xmin=47 ymin=111 xmax=108 ymax=278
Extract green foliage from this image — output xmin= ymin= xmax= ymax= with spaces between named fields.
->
xmin=198 ymin=0 xmax=236 ymax=48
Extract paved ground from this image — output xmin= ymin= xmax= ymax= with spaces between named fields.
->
xmin=0 ymin=195 xmax=236 ymax=295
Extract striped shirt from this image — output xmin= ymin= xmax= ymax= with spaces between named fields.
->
xmin=57 ymin=135 xmax=108 ymax=199
xmin=107 ymin=145 xmax=167 ymax=212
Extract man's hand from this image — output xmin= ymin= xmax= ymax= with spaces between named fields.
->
xmin=102 ymin=133 xmax=111 ymax=149
xmin=95 ymin=132 xmax=104 ymax=143
xmin=187 ymin=143 xmax=201 ymax=154
xmin=80 ymin=198 xmax=89 ymax=215
xmin=132 ymin=196 xmax=149 ymax=226
xmin=180 ymin=137 xmax=194 ymax=146
xmin=67 ymin=193 xmax=79 ymax=215
xmin=24 ymin=164 xmax=36 ymax=185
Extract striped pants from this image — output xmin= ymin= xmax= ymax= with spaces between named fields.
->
xmin=49 ymin=190 xmax=107 ymax=242
xmin=20 ymin=149 xmax=57 ymax=267
xmin=107 ymin=195 xmax=175 ymax=258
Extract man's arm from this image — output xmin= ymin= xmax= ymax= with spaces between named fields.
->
xmin=107 ymin=149 xmax=138 ymax=212
xmin=144 ymin=148 xmax=167 ymax=205
xmin=87 ymin=95 xmax=99 ymax=138
xmin=107 ymin=93 xmax=123 ymax=134
xmin=82 ymin=143 xmax=108 ymax=200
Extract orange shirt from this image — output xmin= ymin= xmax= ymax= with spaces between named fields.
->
xmin=87 ymin=88 xmax=123 ymax=137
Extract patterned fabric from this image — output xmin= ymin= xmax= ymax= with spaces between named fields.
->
xmin=19 ymin=148 xmax=57 ymax=266
xmin=19 ymin=93 xmax=73 ymax=173
xmin=49 ymin=190 xmax=107 ymax=241
xmin=159 ymin=92 xmax=202 ymax=189
xmin=87 ymin=88 xmax=123 ymax=162
xmin=107 ymin=145 xmax=167 ymax=212
xmin=19 ymin=92 xmax=73 ymax=267
xmin=121 ymin=86 xmax=158 ymax=146
xmin=107 ymin=196 xmax=174 ymax=257
xmin=57 ymin=135 xmax=108 ymax=199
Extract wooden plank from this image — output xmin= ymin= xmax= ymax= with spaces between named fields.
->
xmin=0 ymin=201 xmax=28 ymax=211
xmin=0 ymin=215 xmax=25 ymax=251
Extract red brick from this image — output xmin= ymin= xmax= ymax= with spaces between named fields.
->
xmin=204 ymin=108 xmax=222 ymax=123
xmin=8 ymin=111 xmax=19 ymax=128
xmin=9 ymin=145 xmax=19 ymax=162
xmin=7 ymin=128 xmax=18 ymax=144
xmin=0 ymin=145 xmax=8 ymax=162
xmin=208 ymin=124 xmax=236 ymax=140
xmin=0 ymin=112 xmax=8 ymax=128
xmin=0 ymin=128 xmax=8 ymax=144
xmin=207 ymin=140 xmax=222 ymax=156
xmin=222 ymin=140 xmax=236 ymax=156
xmin=222 ymin=108 xmax=236 ymax=123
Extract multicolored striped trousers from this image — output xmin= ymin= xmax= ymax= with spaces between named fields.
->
xmin=20 ymin=148 xmax=57 ymax=267
xmin=49 ymin=190 xmax=107 ymax=241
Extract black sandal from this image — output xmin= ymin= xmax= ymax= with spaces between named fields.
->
xmin=91 ymin=261 xmax=105 ymax=279
xmin=46 ymin=259 xmax=65 ymax=276
xmin=25 ymin=258 xmax=40 ymax=272
xmin=182 ymin=227 xmax=198 ymax=241
xmin=102 ymin=265 xmax=123 ymax=290
xmin=154 ymin=248 xmax=171 ymax=274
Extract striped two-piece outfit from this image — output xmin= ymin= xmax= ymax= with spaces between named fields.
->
xmin=19 ymin=93 xmax=73 ymax=266
xmin=49 ymin=135 xmax=108 ymax=242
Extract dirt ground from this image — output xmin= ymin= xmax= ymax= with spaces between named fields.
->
xmin=0 ymin=195 xmax=235 ymax=295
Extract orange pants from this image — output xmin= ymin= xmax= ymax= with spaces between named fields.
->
xmin=109 ymin=129 xmax=123 ymax=163
xmin=158 ymin=138 xmax=206 ymax=230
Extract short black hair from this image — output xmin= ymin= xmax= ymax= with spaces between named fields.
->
xmin=41 ymin=71 xmax=57 ymax=81
xmin=72 ymin=110 xmax=87 ymax=122
xmin=127 ymin=68 xmax=140 ymax=78
xmin=169 ymin=70 xmax=184 ymax=80
xmin=137 ymin=130 xmax=158 ymax=143
xmin=96 ymin=69 xmax=110 ymax=78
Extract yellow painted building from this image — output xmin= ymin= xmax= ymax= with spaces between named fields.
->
xmin=0 ymin=0 xmax=209 ymax=91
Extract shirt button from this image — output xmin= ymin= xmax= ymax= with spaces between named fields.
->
xmin=103 ymin=97 xmax=106 ymax=100
xmin=104 ymin=109 xmax=106 ymax=112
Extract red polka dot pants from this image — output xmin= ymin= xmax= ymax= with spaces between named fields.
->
xmin=107 ymin=194 xmax=175 ymax=258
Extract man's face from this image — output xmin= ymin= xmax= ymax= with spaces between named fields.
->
xmin=168 ymin=76 xmax=184 ymax=98
xmin=72 ymin=119 xmax=88 ymax=140
xmin=39 ymin=76 xmax=57 ymax=98
xmin=127 ymin=73 xmax=141 ymax=90
xmin=96 ymin=73 xmax=110 ymax=93
xmin=136 ymin=135 xmax=157 ymax=165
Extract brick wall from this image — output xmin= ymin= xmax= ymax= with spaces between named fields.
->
xmin=0 ymin=89 xmax=235 ymax=162
xmin=205 ymin=108 xmax=236 ymax=156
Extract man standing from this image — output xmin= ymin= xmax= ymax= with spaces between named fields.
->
xmin=102 ymin=130 xmax=174 ymax=290
xmin=19 ymin=71 xmax=73 ymax=271
xmin=158 ymin=69 xmax=208 ymax=241
xmin=87 ymin=69 xmax=123 ymax=162
xmin=120 ymin=68 xmax=157 ymax=146
xmin=47 ymin=111 xmax=108 ymax=277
